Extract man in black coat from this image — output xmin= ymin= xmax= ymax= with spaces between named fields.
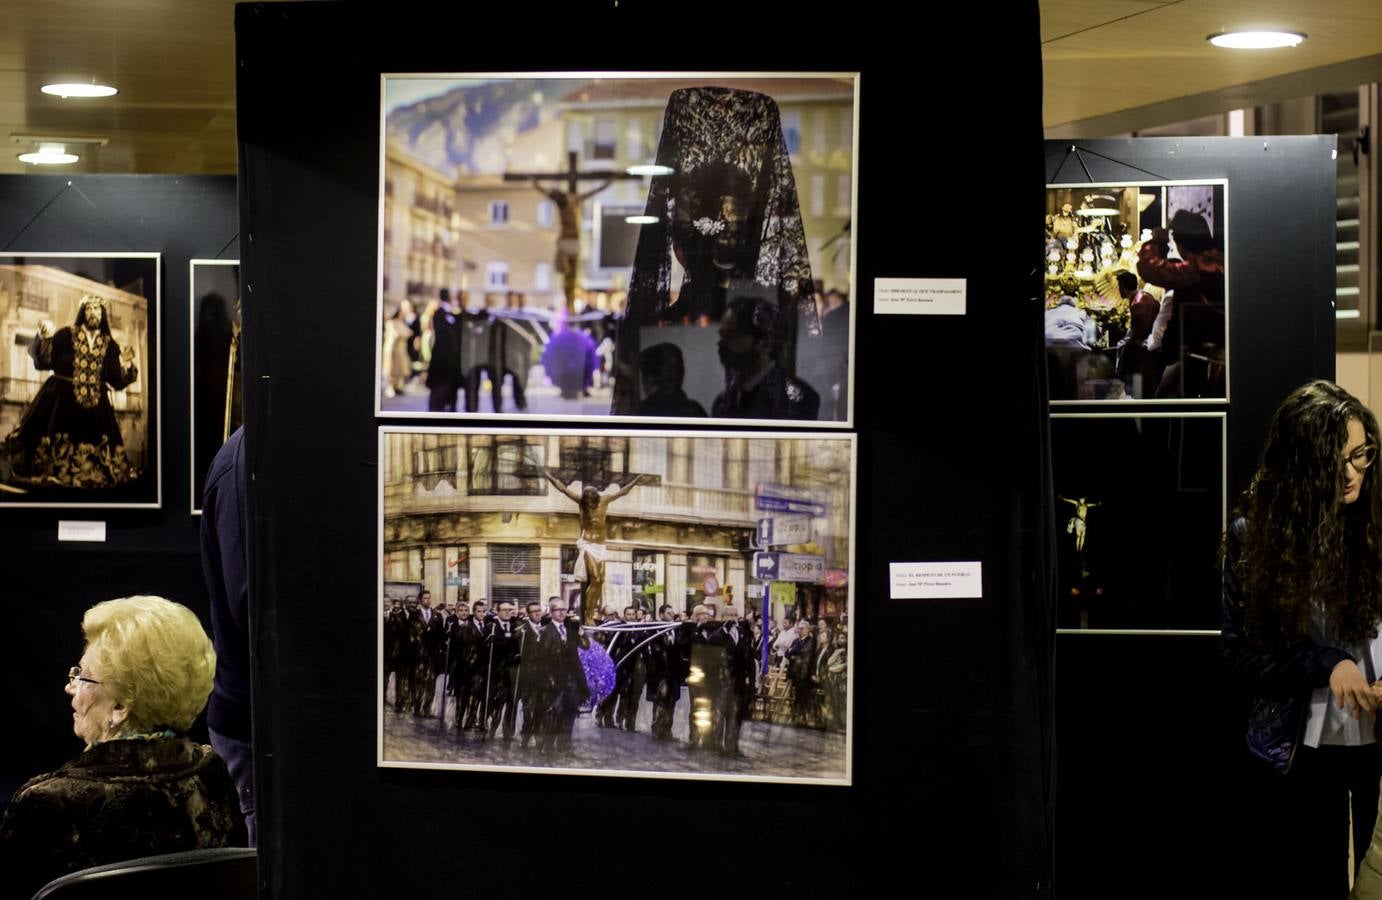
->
xmin=385 ymin=599 xmax=407 ymax=712
xmin=454 ymin=599 xmax=490 ymax=731
xmin=538 ymin=599 xmax=589 ymax=755
xmin=485 ymin=601 xmax=523 ymax=743
xmin=644 ymin=604 xmax=688 ymax=741
xmin=686 ymin=604 xmax=725 ymax=751
xmin=593 ymin=605 xmax=624 ymax=728
xmin=616 ymin=605 xmax=646 ymax=732
xmin=514 ymin=601 xmax=548 ymax=748
xmin=717 ymin=606 xmax=758 ymax=756
xmin=427 ymin=288 xmax=465 ymax=412
xmin=411 ymin=591 xmax=444 ymax=717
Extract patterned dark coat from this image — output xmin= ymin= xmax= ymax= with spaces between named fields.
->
xmin=0 ymin=737 xmax=246 ymax=900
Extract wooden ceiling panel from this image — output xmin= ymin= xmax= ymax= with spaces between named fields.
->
xmin=1043 ymin=0 xmax=1382 ymax=128
xmin=1039 ymin=0 xmax=1173 ymax=43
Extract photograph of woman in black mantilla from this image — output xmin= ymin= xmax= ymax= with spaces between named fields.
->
xmin=1221 ymin=380 xmax=1382 ymax=899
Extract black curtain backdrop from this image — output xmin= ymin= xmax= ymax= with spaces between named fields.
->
xmin=0 ymin=175 xmax=238 ymax=802
xmin=237 ymin=2 xmax=1049 ymax=897
xmin=1044 ymin=138 xmax=1337 ymax=897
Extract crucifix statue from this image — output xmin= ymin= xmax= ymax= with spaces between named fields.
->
xmin=504 ymin=151 xmax=641 ymax=311
xmin=525 ymin=443 xmax=660 ymax=622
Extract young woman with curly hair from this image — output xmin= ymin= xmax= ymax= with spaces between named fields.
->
xmin=1222 ymin=380 xmax=1382 ymax=898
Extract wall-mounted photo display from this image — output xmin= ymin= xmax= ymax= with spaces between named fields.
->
xmin=377 ymin=73 xmax=859 ymax=426
xmin=0 ymin=253 xmax=160 ymax=508
xmin=1051 ymin=412 xmax=1226 ymax=631
xmin=190 ymin=259 xmax=241 ymax=515
xmin=378 ymin=426 xmax=855 ymax=784
xmin=1044 ymin=180 xmax=1227 ymax=403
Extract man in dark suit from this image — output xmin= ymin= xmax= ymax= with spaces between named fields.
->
xmin=539 ymin=599 xmax=589 ymax=755
xmin=718 ymin=605 xmax=757 ymax=757
xmin=485 ymin=600 xmax=522 ymax=743
xmin=514 ymin=601 xmax=547 ymax=748
xmin=427 ymin=288 xmax=465 ymax=412
xmin=686 ymin=604 xmax=725 ymax=751
xmin=418 ymin=590 xmax=447 ymax=718
xmin=644 ymin=604 xmax=687 ymax=741
xmin=616 ymin=605 xmax=645 ymax=732
xmin=593 ymin=605 xmax=624 ymax=728
xmin=385 ymin=599 xmax=408 ymax=712
xmin=456 ymin=599 xmax=490 ymax=731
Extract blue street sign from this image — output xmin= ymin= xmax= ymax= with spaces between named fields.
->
xmin=753 ymin=552 xmax=780 ymax=580
xmin=755 ymin=483 xmax=826 ymax=517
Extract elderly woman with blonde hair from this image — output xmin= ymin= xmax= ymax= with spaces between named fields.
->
xmin=0 ymin=595 xmax=245 ymax=898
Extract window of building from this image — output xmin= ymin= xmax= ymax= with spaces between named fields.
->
xmin=537 ymin=200 xmax=554 ymax=227
xmin=836 ymin=174 xmax=852 ymax=216
xmin=467 ymin=434 xmax=545 ymax=495
xmin=810 ymin=175 xmax=826 ymax=217
xmin=534 ymin=261 xmax=552 ymax=291
xmin=489 ymin=544 xmax=541 ymax=608
xmin=780 ymin=110 xmax=802 ymax=156
xmin=632 ymin=550 xmax=666 ymax=613
xmin=486 ymin=261 xmax=509 ymax=290
xmin=593 ymin=118 xmax=617 ymax=160
xmin=489 ymin=201 xmax=510 ymax=225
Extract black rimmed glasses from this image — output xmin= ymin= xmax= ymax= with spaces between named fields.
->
xmin=67 ymin=666 xmax=101 ymax=687
xmin=1343 ymin=444 xmax=1377 ymax=474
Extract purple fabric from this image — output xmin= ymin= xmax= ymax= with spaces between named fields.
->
xmin=579 ymin=641 xmax=616 ymax=705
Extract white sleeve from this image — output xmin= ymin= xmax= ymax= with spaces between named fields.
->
xmin=1145 ymin=292 xmax=1174 ymax=350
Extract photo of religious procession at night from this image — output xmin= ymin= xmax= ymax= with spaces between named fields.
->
xmin=1043 ymin=181 xmax=1226 ymax=402
xmin=0 ymin=254 xmax=159 ymax=507
xmin=377 ymin=73 xmax=857 ymax=424
xmin=379 ymin=429 xmax=854 ymax=784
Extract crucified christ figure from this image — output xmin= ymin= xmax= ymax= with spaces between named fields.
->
xmin=540 ymin=466 xmax=651 ymax=622
xmin=531 ymin=178 xmax=611 ymax=310
xmin=1058 ymin=495 xmax=1100 ymax=553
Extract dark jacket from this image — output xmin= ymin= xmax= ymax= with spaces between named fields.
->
xmin=0 ymin=737 xmax=246 ymax=900
xmin=1220 ymin=517 xmax=1354 ymax=773
xmin=200 ymin=427 xmax=250 ymax=742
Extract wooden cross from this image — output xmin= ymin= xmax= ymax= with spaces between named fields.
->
xmin=504 ymin=151 xmax=643 ymax=311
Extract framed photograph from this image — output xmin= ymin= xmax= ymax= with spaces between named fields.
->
xmin=377 ymin=72 xmax=859 ymax=427
xmin=1044 ymin=180 xmax=1227 ymax=404
xmin=378 ymin=426 xmax=856 ymax=784
xmin=1051 ymin=412 xmax=1226 ymax=632
xmin=0 ymin=253 xmax=161 ymax=508
xmin=190 ymin=259 xmax=241 ymax=515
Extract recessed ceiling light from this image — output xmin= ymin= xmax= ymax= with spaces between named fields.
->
xmin=18 ymin=143 xmax=79 ymax=165
xmin=626 ymin=164 xmax=673 ymax=177
xmin=40 ymin=82 xmax=118 ymax=99
xmin=1207 ymin=31 xmax=1307 ymax=49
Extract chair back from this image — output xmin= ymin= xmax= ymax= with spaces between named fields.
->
xmin=31 ymin=847 xmax=256 ymax=900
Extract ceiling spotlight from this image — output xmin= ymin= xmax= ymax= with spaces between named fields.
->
xmin=626 ymin=164 xmax=673 ymax=177
xmin=1207 ymin=31 xmax=1306 ymax=49
xmin=41 ymin=81 xmax=118 ymax=99
xmin=18 ymin=143 xmax=79 ymax=165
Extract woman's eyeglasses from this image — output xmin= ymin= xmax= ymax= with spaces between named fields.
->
xmin=1343 ymin=444 xmax=1377 ymax=474
xmin=67 ymin=666 xmax=101 ymax=687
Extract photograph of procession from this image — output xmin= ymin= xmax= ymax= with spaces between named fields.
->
xmin=1044 ymin=180 xmax=1227 ymax=402
xmin=378 ymin=427 xmax=855 ymax=784
xmin=1051 ymin=413 xmax=1226 ymax=631
xmin=0 ymin=253 xmax=160 ymax=508
xmin=377 ymin=72 xmax=858 ymax=426
xmin=190 ymin=259 xmax=241 ymax=514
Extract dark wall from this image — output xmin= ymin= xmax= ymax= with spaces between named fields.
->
xmin=0 ymin=175 xmax=239 ymax=801
xmin=1044 ymin=138 xmax=1337 ymax=896
xmin=237 ymin=2 xmax=1048 ymax=897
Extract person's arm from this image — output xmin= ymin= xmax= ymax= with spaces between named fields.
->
xmin=602 ymin=473 xmax=648 ymax=501
xmin=1137 ymin=230 xmax=1200 ymax=291
xmin=539 ymin=465 xmax=582 ymax=504
xmin=29 ymin=321 xmax=55 ymax=370
xmin=578 ymin=180 xmax=612 ymax=203
xmin=104 ymin=340 xmax=138 ymax=390
xmin=1144 ymin=292 xmax=1174 ymax=350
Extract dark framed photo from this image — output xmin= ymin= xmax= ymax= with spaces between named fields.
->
xmin=190 ymin=259 xmax=241 ymax=515
xmin=0 ymin=253 xmax=161 ymax=508
xmin=378 ymin=426 xmax=855 ymax=784
xmin=1044 ymin=180 xmax=1228 ymax=404
xmin=1051 ymin=412 xmax=1227 ymax=632
xmin=376 ymin=72 xmax=858 ymax=427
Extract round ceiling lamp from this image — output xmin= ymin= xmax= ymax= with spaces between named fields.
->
xmin=1207 ymin=31 xmax=1306 ymax=49
xmin=18 ymin=143 xmax=79 ymax=165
